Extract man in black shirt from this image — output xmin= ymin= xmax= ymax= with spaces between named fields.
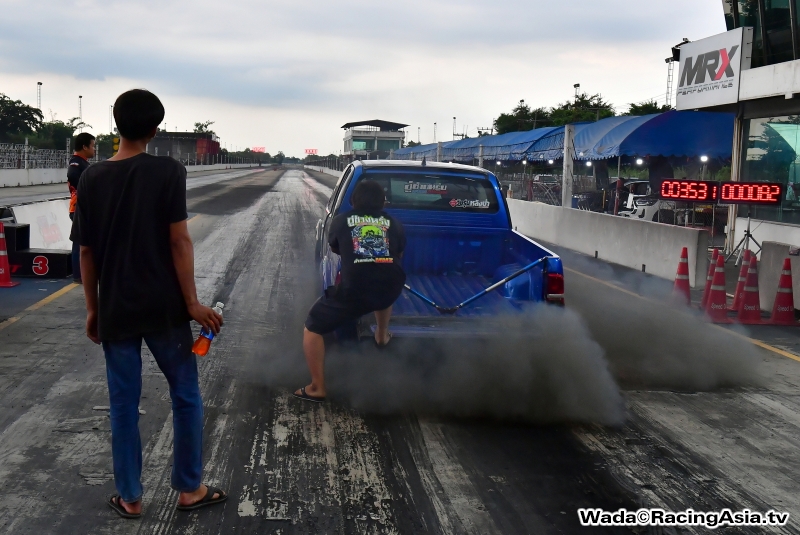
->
xmin=294 ymin=180 xmax=406 ymax=403
xmin=67 ymin=132 xmax=94 ymax=283
xmin=71 ymin=89 xmax=226 ymax=518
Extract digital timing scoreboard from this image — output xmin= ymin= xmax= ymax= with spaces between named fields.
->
xmin=655 ymin=179 xmax=783 ymax=205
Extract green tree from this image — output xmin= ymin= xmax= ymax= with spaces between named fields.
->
xmin=94 ymin=133 xmax=117 ymax=158
xmin=0 ymin=93 xmax=43 ymax=142
xmin=494 ymin=100 xmax=551 ymax=135
xmin=31 ymin=117 xmax=90 ymax=150
xmin=193 ymin=121 xmax=215 ymax=135
xmin=549 ymin=93 xmax=615 ymax=126
xmin=273 ymin=151 xmax=285 ymax=164
xmin=404 ymin=140 xmax=421 ymax=148
xmin=626 ymin=100 xmax=672 ymax=115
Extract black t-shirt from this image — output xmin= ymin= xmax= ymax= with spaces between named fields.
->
xmin=67 ymin=155 xmax=90 ymax=191
xmin=329 ymin=209 xmax=406 ymax=306
xmin=70 ymin=153 xmax=190 ymax=341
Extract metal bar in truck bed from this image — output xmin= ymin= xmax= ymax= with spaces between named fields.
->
xmin=402 ymin=257 xmax=549 ymax=315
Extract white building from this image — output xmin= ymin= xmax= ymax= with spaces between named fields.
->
xmin=342 ymin=120 xmax=407 ymax=160
xmin=679 ymin=2 xmax=800 ymax=251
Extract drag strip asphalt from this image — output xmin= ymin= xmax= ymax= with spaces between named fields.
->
xmin=0 ymin=168 xmax=798 ymax=533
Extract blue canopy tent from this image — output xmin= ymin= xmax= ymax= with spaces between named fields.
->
xmin=611 ymin=110 xmax=735 ymax=159
xmin=392 ymin=111 xmax=734 ymax=163
xmin=573 ymin=115 xmax=657 ymax=160
xmin=442 ymin=127 xmax=561 ymax=161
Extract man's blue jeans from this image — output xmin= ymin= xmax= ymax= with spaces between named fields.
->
xmin=102 ymin=323 xmax=203 ymax=503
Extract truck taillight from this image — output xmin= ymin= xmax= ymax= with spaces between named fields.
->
xmin=545 ymin=273 xmax=565 ymax=305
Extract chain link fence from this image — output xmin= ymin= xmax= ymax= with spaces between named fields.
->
xmin=0 ymin=143 xmax=71 ymax=169
xmin=497 ymin=173 xmax=597 ymax=206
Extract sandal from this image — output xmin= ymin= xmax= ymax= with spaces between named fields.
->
xmin=107 ymin=494 xmax=142 ymax=519
xmin=176 ymin=485 xmax=228 ymax=511
xmin=374 ymin=333 xmax=393 ymax=349
xmin=292 ymin=386 xmax=326 ymax=403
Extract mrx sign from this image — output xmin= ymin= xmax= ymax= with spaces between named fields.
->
xmin=677 ymin=28 xmax=753 ymax=110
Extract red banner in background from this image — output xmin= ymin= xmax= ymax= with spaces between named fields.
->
xmin=252 ymin=147 xmax=266 ymax=153
xmin=305 ymin=148 xmax=318 ymax=155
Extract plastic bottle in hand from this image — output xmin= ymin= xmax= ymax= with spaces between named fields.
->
xmin=192 ymin=302 xmax=224 ymax=357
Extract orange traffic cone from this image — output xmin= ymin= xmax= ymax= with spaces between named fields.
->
xmin=737 ymin=256 xmax=763 ymax=324
xmin=770 ymin=258 xmax=796 ymax=325
xmin=672 ymin=247 xmax=691 ymax=306
xmin=700 ymin=248 xmax=718 ymax=309
xmin=0 ymin=222 xmax=20 ymax=288
xmin=728 ymin=249 xmax=751 ymax=311
xmin=706 ymin=255 xmax=730 ymax=323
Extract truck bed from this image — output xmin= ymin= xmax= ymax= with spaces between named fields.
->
xmin=393 ymin=274 xmax=521 ymax=317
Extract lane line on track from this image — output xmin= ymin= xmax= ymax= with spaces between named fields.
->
xmin=565 ymin=267 xmax=800 ymax=365
xmin=0 ymin=282 xmax=79 ymax=331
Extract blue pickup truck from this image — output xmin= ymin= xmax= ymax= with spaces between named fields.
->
xmin=314 ymin=160 xmax=564 ymax=337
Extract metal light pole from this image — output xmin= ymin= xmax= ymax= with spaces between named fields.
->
xmin=36 ymin=82 xmax=42 ymax=110
xmin=78 ymin=96 xmax=83 ymax=132
xmin=109 ymin=105 xmax=113 ymax=133
xmin=562 ymin=125 xmax=575 ymax=208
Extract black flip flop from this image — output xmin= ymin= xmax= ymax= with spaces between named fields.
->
xmin=374 ymin=333 xmax=393 ymax=349
xmin=176 ymin=485 xmax=228 ymax=511
xmin=292 ymin=387 xmax=326 ymax=403
xmin=107 ymin=494 xmax=142 ymax=519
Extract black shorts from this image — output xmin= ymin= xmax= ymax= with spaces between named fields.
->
xmin=305 ymin=288 xmax=400 ymax=335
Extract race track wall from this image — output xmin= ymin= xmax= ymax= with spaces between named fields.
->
xmin=508 ymin=200 xmax=710 ymax=287
xmin=304 ymin=165 xmax=343 ymax=178
xmin=0 ymin=164 xmax=256 ymax=188
xmin=732 ymin=217 xmax=800 ymax=258
xmin=758 ymin=241 xmax=800 ymax=311
xmin=0 ymin=169 xmax=64 ymax=188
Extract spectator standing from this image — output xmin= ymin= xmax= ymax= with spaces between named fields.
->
xmin=67 ymin=133 xmax=95 ymax=283
xmin=70 ymin=89 xmax=227 ymax=519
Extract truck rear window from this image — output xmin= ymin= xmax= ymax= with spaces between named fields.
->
xmin=359 ymin=171 xmax=499 ymax=213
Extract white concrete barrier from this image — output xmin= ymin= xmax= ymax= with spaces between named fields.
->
xmin=732 ymin=217 xmax=800 ymax=258
xmin=508 ymin=200 xmax=710 ymax=287
xmin=0 ymin=169 xmax=64 ymax=188
xmin=0 ymin=163 xmax=256 ymax=188
xmin=304 ymin=165 xmax=343 ymax=178
xmin=758 ymin=241 xmax=800 ymax=311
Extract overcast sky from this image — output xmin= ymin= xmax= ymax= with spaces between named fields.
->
xmin=0 ymin=0 xmax=725 ymax=157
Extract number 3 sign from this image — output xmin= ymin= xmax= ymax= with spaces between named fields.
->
xmin=32 ymin=255 xmax=49 ymax=276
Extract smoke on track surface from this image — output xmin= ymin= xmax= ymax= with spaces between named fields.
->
xmin=250 ymin=246 xmax=761 ymax=427
xmin=254 ymin=297 xmax=625 ymax=426
xmin=562 ymin=251 xmax=763 ymax=391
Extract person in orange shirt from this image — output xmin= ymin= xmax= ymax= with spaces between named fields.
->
xmin=68 ymin=133 xmax=95 ymax=283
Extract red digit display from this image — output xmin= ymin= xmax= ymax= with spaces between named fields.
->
xmin=719 ymin=182 xmax=783 ymax=205
xmin=658 ymin=179 xmax=716 ymax=202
